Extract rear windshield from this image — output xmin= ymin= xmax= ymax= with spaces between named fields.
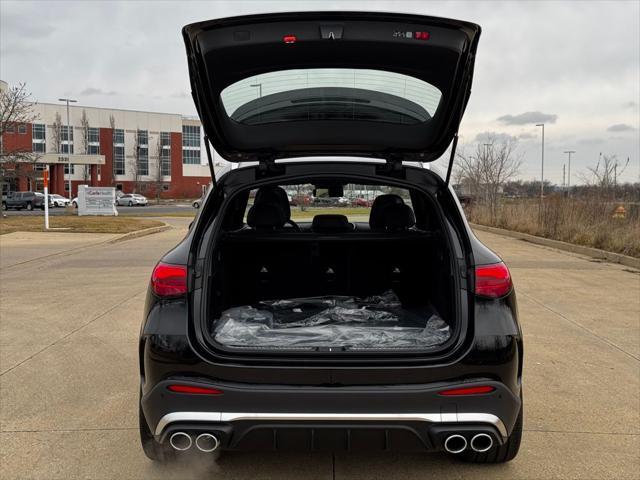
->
xmin=221 ymin=69 xmax=442 ymax=126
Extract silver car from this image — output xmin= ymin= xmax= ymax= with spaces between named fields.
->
xmin=116 ymin=194 xmax=148 ymax=206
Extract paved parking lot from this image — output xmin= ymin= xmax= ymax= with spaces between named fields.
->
xmin=0 ymin=218 xmax=638 ymax=479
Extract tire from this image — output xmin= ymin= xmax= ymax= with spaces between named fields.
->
xmin=461 ymin=402 xmax=523 ymax=464
xmin=26 ymin=202 xmax=33 ymax=211
xmin=1 ymin=202 xmax=6 ymax=211
xmin=139 ymin=401 xmax=175 ymax=463
xmin=72 ymin=201 xmax=77 ymax=208
xmin=128 ymin=201 xmax=133 ymax=207
xmin=193 ymin=202 xmax=200 ymax=209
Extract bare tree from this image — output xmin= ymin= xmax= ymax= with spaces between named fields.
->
xmin=455 ymin=135 xmax=522 ymax=220
xmin=80 ymin=109 xmax=91 ymax=182
xmin=109 ymin=114 xmax=117 ymax=186
xmin=129 ymin=129 xmax=141 ymax=193
xmin=580 ymin=153 xmax=630 ymax=199
xmin=51 ymin=113 xmax=63 ymax=154
xmin=152 ymin=135 xmax=169 ymax=204
xmin=0 ymin=83 xmax=41 ymax=190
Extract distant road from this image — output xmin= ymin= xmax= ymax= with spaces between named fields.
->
xmin=2 ymin=203 xmax=196 ymax=217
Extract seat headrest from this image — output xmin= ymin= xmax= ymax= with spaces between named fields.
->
xmin=254 ymin=186 xmax=291 ymax=220
xmin=377 ymin=203 xmax=416 ymax=230
xmin=247 ymin=203 xmax=286 ymax=229
xmin=311 ymin=214 xmax=352 ymax=233
xmin=369 ymin=194 xmax=405 ymax=230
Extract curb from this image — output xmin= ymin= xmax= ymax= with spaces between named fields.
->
xmin=109 ymin=223 xmax=172 ymax=244
xmin=470 ymin=223 xmax=640 ymax=270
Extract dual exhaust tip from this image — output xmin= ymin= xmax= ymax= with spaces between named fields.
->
xmin=444 ymin=433 xmax=493 ymax=454
xmin=169 ymin=432 xmax=220 ymax=452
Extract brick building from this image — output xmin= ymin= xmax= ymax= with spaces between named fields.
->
xmin=1 ymin=82 xmax=211 ymax=198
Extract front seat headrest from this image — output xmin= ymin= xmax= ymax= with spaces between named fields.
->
xmin=247 ymin=203 xmax=286 ymax=229
xmin=312 ymin=214 xmax=352 ymax=233
xmin=254 ymin=186 xmax=291 ymax=220
xmin=369 ymin=194 xmax=405 ymax=230
xmin=378 ymin=203 xmax=416 ymax=231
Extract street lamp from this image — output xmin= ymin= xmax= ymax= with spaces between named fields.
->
xmin=59 ymin=98 xmax=77 ymax=199
xmin=535 ymin=124 xmax=545 ymax=201
xmin=564 ymin=150 xmax=575 ymax=196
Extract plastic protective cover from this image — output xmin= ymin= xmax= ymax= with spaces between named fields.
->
xmin=213 ymin=291 xmax=450 ymax=350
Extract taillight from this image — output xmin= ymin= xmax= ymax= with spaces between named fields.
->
xmin=475 ymin=262 xmax=512 ymax=298
xmin=151 ymin=262 xmax=187 ymax=297
xmin=438 ymin=385 xmax=496 ymax=396
xmin=167 ymin=385 xmax=224 ymax=395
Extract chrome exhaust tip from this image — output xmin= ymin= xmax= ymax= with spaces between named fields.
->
xmin=444 ymin=434 xmax=467 ymax=454
xmin=195 ymin=433 xmax=220 ymax=453
xmin=470 ymin=433 xmax=494 ymax=453
xmin=169 ymin=432 xmax=192 ymax=451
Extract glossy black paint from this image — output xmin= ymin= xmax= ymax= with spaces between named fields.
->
xmin=139 ymin=161 xmax=522 ymax=450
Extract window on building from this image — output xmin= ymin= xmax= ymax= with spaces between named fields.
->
xmin=182 ymin=149 xmax=201 ymax=164
xmin=137 ymin=130 xmax=149 ymax=176
xmin=182 ymin=125 xmax=200 ymax=147
xmin=113 ymin=129 xmax=125 ymax=176
xmin=60 ymin=125 xmax=74 ymax=154
xmin=88 ymin=127 xmax=100 ymax=155
xmin=34 ymin=163 xmax=47 ymax=171
xmin=162 ymin=184 xmax=170 ymax=192
xmin=182 ymin=125 xmax=201 ymax=165
xmin=18 ymin=124 xmax=27 ymax=134
xmin=6 ymin=124 xmax=14 ymax=133
xmin=114 ymin=145 xmax=125 ymax=176
xmin=61 ymin=125 xmax=74 ymax=142
xmin=61 ymin=143 xmax=74 ymax=154
xmin=32 ymin=123 xmax=46 ymax=153
xmin=116 ymin=183 xmax=123 ymax=191
xmin=64 ymin=163 xmax=75 ymax=175
xmin=160 ymin=132 xmax=171 ymax=176
xmin=113 ymin=128 xmax=124 ymax=144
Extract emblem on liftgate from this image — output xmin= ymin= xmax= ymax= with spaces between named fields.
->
xmin=320 ymin=25 xmax=343 ymax=40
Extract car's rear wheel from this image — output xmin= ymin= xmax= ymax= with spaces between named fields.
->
xmin=139 ymin=402 xmax=175 ymax=462
xmin=128 ymin=201 xmax=133 ymax=207
xmin=1 ymin=202 xmax=6 ymax=211
xmin=461 ymin=402 xmax=523 ymax=464
xmin=26 ymin=202 xmax=33 ymax=211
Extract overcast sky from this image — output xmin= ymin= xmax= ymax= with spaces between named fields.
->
xmin=1 ymin=0 xmax=638 ymax=184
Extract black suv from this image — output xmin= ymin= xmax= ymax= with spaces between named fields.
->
xmin=2 ymin=191 xmax=46 ymax=211
xmin=139 ymin=12 xmax=523 ymax=464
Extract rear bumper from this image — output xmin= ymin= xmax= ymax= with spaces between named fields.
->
xmin=141 ymin=378 xmax=521 ymax=452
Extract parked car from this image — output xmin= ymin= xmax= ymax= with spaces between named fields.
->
xmin=116 ymin=194 xmax=148 ymax=206
xmin=139 ymin=12 xmax=522 ymax=465
xmin=352 ymin=197 xmax=373 ymax=207
xmin=49 ymin=194 xmax=71 ymax=208
xmin=2 ymin=191 xmax=46 ymax=211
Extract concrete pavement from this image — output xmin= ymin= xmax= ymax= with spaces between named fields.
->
xmin=0 ymin=220 xmax=638 ymax=479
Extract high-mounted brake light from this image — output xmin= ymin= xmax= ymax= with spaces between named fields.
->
xmin=415 ymin=31 xmax=430 ymax=40
xmin=475 ymin=262 xmax=512 ymax=299
xmin=151 ymin=263 xmax=187 ymax=297
xmin=167 ymin=385 xmax=224 ymax=395
xmin=283 ymin=34 xmax=297 ymax=44
xmin=438 ymin=385 xmax=496 ymax=396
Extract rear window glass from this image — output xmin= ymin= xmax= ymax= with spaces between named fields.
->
xmin=243 ymin=184 xmax=413 ymax=223
xmin=221 ymin=69 xmax=442 ymax=126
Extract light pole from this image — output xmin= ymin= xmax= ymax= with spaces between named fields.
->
xmin=564 ymin=150 xmax=575 ymax=196
xmin=58 ymin=98 xmax=77 ymax=199
xmin=536 ymin=124 xmax=545 ymax=201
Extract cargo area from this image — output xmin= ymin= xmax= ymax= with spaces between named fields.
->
xmin=206 ymin=185 xmax=458 ymax=352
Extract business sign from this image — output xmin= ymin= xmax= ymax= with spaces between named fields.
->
xmin=77 ymin=185 xmax=118 ymax=216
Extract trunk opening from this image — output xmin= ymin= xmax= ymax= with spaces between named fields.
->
xmin=199 ymin=175 xmax=465 ymax=357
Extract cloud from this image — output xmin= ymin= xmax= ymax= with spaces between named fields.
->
xmin=474 ymin=131 xmax=517 ymax=143
xmin=497 ymin=111 xmax=558 ymax=125
xmin=622 ymin=101 xmax=638 ymax=109
xmin=80 ymin=87 xmax=118 ymax=96
xmin=607 ymin=123 xmax=636 ymax=132
xmin=518 ymin=132 xmax=536 ymax=140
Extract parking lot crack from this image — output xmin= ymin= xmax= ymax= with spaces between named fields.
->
xmin=518 ymin=291 xmax=639 ymax=362
xmin=0 ymin=289 xmax=145 ymax=378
